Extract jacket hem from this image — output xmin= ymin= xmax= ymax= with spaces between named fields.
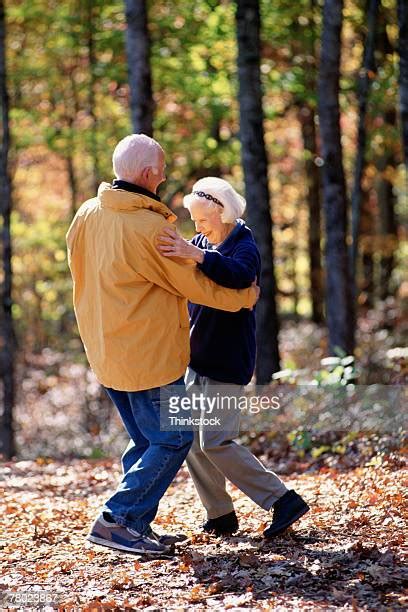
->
xmin=95 ymin=366 xmax=188 ymax=392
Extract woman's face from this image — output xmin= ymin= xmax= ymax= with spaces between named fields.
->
xmin=189 ymin=200 xmax=225 ymax=244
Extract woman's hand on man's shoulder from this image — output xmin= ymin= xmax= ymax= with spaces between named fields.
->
xmin=155 ymin=225 xmax=204 ymax=263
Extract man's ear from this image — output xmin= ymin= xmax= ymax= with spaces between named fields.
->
xmin=141 ymin=166 xmax=150 ymax=182
xmin=142 ymin=166 xmax=158 ymax=183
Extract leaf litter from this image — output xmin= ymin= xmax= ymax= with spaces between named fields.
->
xmin=1 ymin=454 xmax=407 ymax=610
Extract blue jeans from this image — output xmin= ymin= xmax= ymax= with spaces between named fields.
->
xmin=102 ymin=377 xmax=193 ymax=534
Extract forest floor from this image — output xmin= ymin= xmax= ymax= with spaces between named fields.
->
xmin=1 ymin=453 xmax=407 ymax=611
xmin=2 ymin=302 xmax=407 ymax=609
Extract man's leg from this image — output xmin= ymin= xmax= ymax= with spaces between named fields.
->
xmin=102 ymin=387 xmax=148 ymax=474
xmin=108 ymin=394 xmax=163 ymax=527
xmin=101 ymin=389 xmax=158 ymax=525
xmin=121 ymin=439 xmax=146 ymax=474
xmin=103 ymin=378 xmax=193 ymax=534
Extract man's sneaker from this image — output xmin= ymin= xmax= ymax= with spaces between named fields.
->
xmin=87 ymin=514 xmax=171 ymax=555
xmin=147 ymin=526 xmax=188 ymax=546
xmin=202 ymin=511 xmax=239 ymax=536
xmin=263 ymin=490 xmax=309 ymax=539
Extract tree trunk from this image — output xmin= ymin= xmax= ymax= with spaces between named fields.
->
xmin=65 ymin=94 xmax=79 ymax=219
xmin=0 ymin=0 xmax=16 ymax=459
xmin=86 ymin=0 xmax=100 ymax=194
xmin=296 ymin=0 xmax=324 ymax=324
xmin=374 ymin=14 xmax=398 ymax=303
xmin=362 ymin=251 xmax=375 ymax=308
xmin=236 ymin=0 xmax=281 ymax=384
xmin=376 ymin=147 xmax=398 ymax=301
xmin=124 ymin=0 xmax=154 ymax=136
xmin=288 ymin=234 xmax=299 ymax=321
xmin=66 ymin=151 xmax=78 ymax=221
xmin=359 ymin=190 xmax=376 ymax=308
xmin=298 ymin=104 xmax=324 ymax=323
xmin=318 ymin=0 xmax=354 ymax=356
xmin=350 ymin=0 xmax=380 ymax=302
xmin=397 ymin=0 xmax=408 ymax=179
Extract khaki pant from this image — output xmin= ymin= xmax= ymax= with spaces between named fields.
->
xmin=185 ymin=368 xmax=288 ymax=519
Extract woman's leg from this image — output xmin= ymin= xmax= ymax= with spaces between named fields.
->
xmin=186 ymin=429 xmax=235 ymax=519
xmin=185 ymin=367 xmax=234 ymax=519
xmin=198 ymin=376 xmax=288 ymax=511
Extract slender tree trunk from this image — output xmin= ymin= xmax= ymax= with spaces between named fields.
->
xmin=378 ymin=217 xmax=397 ymax=302
xmin=296 ymin=0 xmax=324 ymax=324
xmin=124 ymin=0 xmax=154 ymax=136
xmin=376 ymin=147 xmax=398 ymax=300
xmin=288 ymin=232 xmax=299 ymax=321
xmin=66 ymin=151 xmax=78 ymax=221
xmin=236 ymin=0 xmax=280 ymax=383
xmin=359 ymin=190 xmax=376 ymax=308
xmin=86 ymin=0 xmax=100 ymax=193
xmin=397 ymin=0 xmax=408 ymax=292
xmin=298 ymin=104 xmax=324 ymax=323
xmin=65 ymin=82 xmax=79 ymax=219
xmin=350 ymin=0 xmax=380 ymax=302
xmin=318 ymin=0 xmax=354 ymax=356
xmin=374 ymin=14 xmax=398 ymax=302
xmin=362 ymin=251 xmax=375 ymax=307
xmin=397 ymin=0 xmax=408 ymax=179
xmin=0 ymin=0 xmax=16 ymax=459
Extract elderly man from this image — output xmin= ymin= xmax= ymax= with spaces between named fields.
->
xmin=66 ymin=134 xmax=258 ymax=556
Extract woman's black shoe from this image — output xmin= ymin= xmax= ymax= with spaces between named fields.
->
xmin=263 ymin=490 xmax=309 ymax=539
xmin=202 ymin=511 xmax=239 ymax=536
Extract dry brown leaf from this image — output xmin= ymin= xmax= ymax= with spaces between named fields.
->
xmin=238 ymin=552 xmax=259 ymax=567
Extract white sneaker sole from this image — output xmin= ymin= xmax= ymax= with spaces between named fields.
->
xmin=87 ymin=534 xmax=171 ymax=555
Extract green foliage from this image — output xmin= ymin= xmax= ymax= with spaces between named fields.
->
xmin=273 ymin=355 xmax=359 ymax=386
xmin=287 ymin=428 xmax=312 ymax=453
xmin=150 ymin=0 xmax=240 ymax=198
xmin=11 ymin=211 xmax=74 ymax=351
xmin=4 ymin=0 xmax=405 ymax=352
xmin=287 ymin=428 xmax=360 ymax=459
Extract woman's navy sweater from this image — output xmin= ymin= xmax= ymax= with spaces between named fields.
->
xmin=188 ymin=219 xmax=261 ymax=385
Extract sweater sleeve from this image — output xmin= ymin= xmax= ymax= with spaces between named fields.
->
xmin=197 ymin=242 xmax=260 ymax=289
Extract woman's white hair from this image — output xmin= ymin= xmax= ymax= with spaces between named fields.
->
xmin=112 ymin=134 xmax=163 ymax=181
xmin=183 ymin=176 xmax=246 ymax=223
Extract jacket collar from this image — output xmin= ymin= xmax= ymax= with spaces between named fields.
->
xmin=97 ymin=182 xmax=177 ymax=223
xmin=112 ymin=179 xmax=161 ymax=203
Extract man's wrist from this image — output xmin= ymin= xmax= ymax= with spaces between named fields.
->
xmin=192 ymin=247 xmax=204 ymax=264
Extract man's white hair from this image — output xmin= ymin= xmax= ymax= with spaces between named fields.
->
xmin=112 ymin=134 xmax=163 ymax=181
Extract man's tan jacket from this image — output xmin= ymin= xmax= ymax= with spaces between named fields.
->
xmin=66 ymin=183 xmax=257 ymax=391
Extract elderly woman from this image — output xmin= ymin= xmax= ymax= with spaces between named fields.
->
xmin=157 ymin=177 xmax=309 ymax=538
